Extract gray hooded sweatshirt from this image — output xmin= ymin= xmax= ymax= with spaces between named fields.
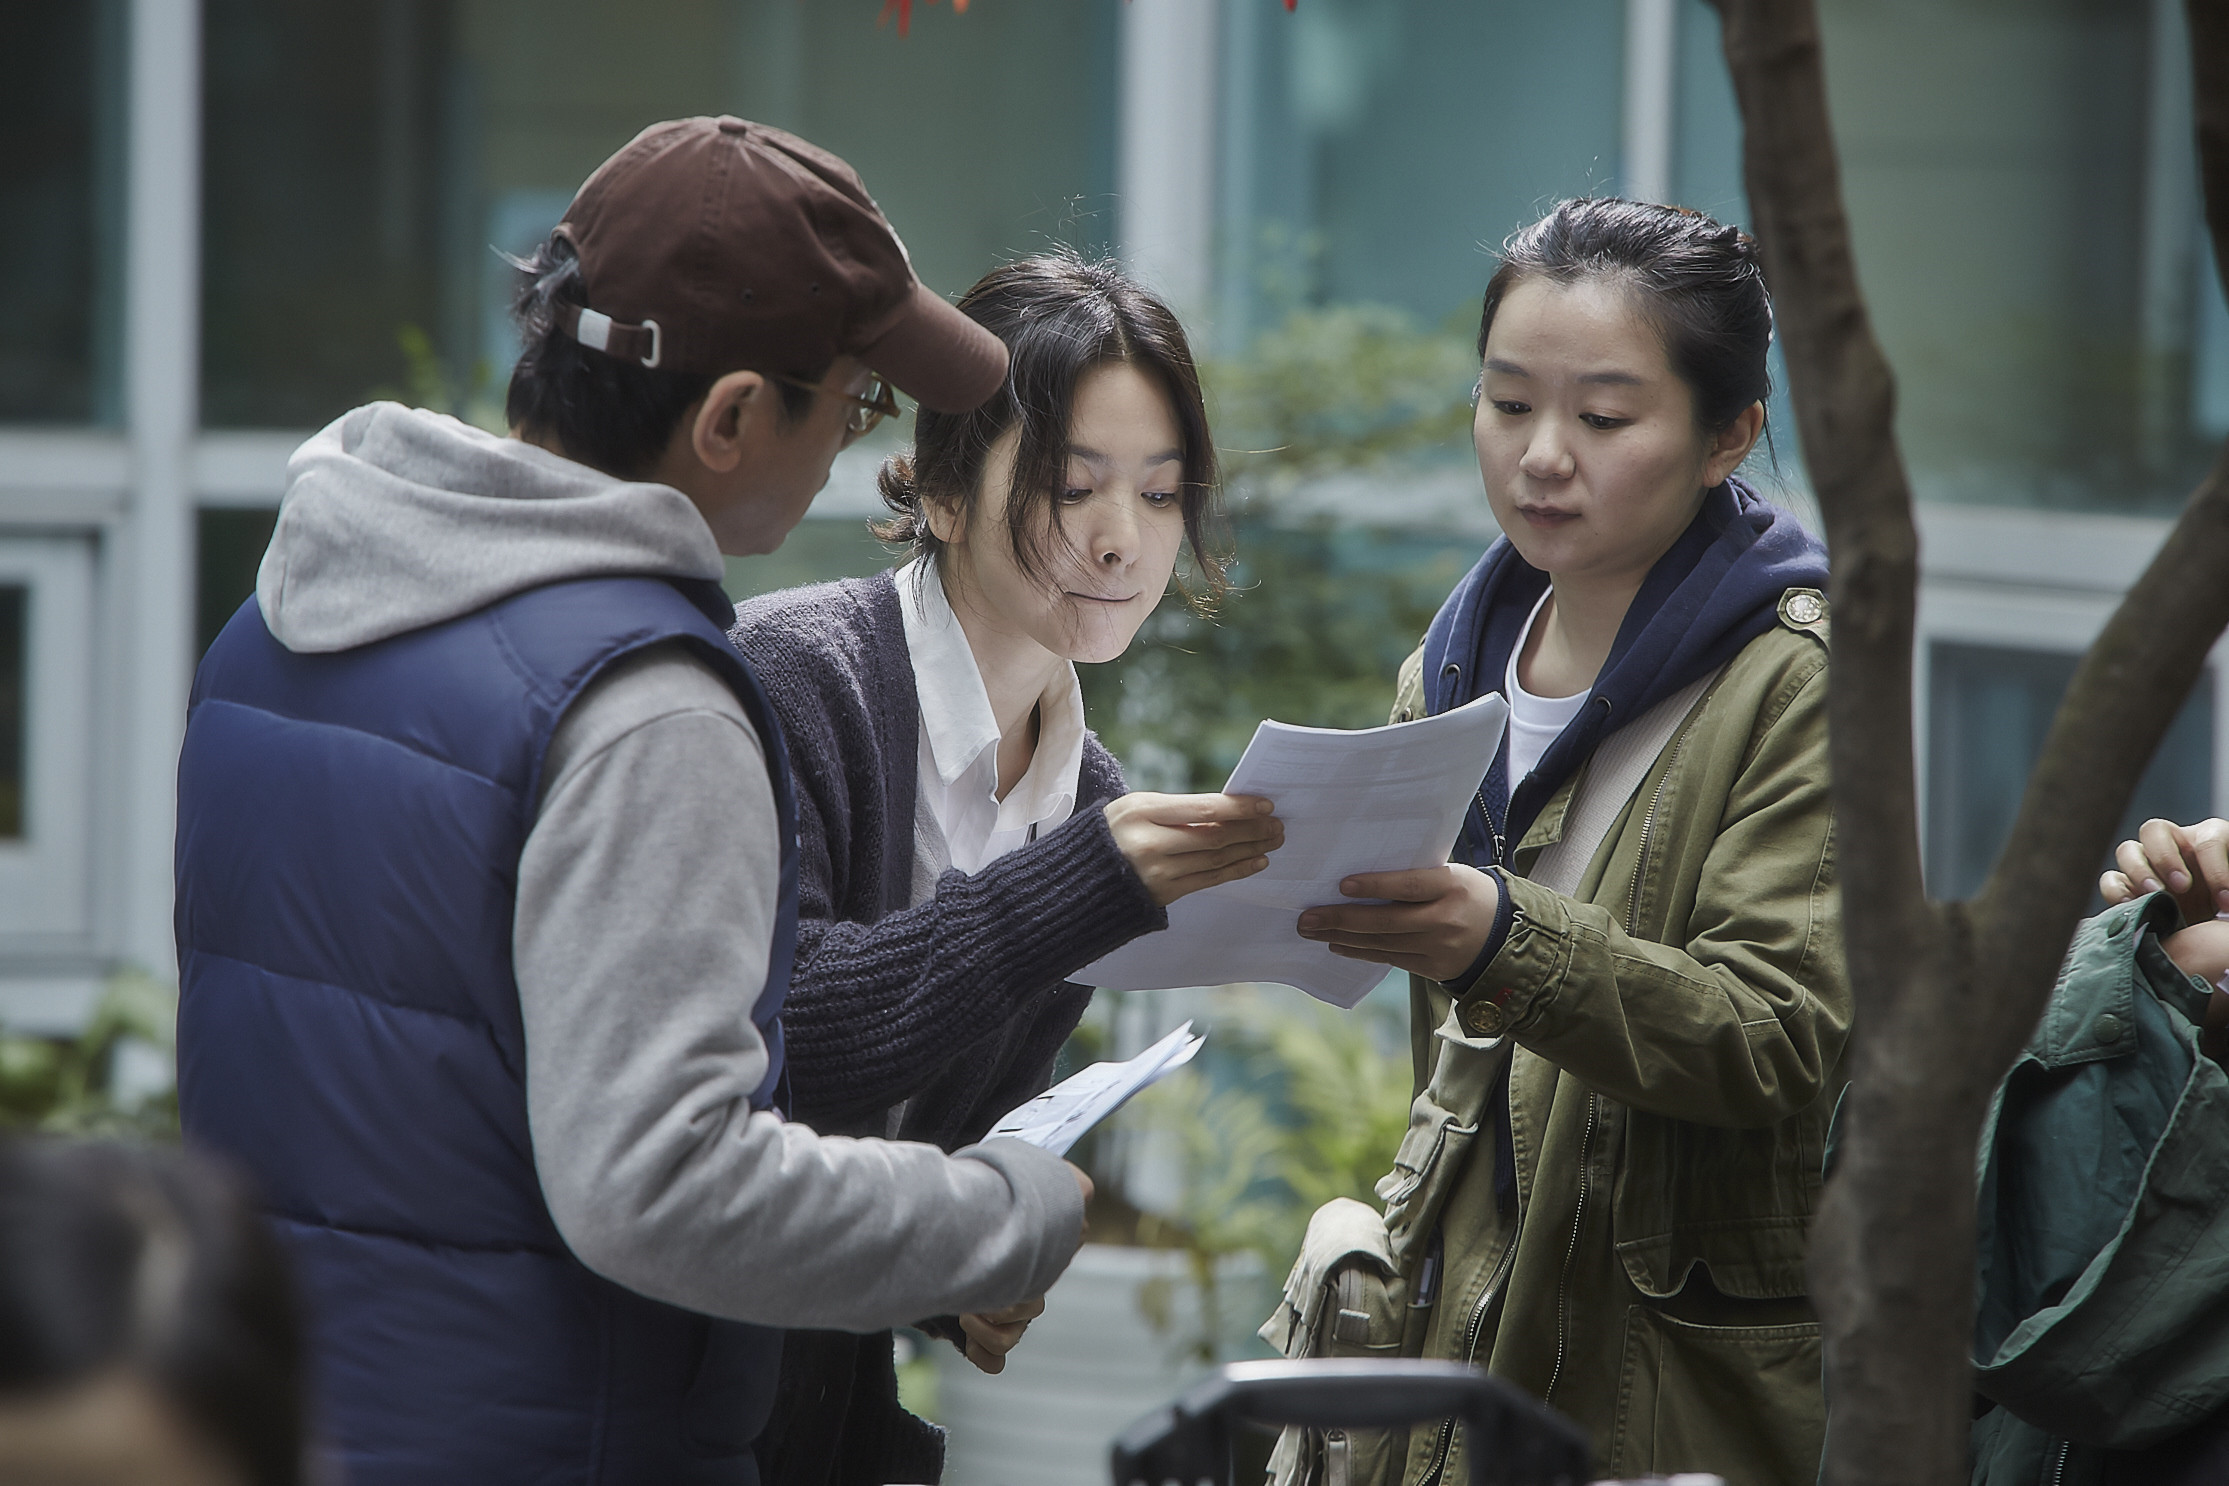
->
xmin=257 ymin=403 xmax=1084 ymax=1330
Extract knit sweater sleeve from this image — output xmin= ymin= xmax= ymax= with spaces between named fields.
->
xmin=735 ymin=579 xmax=1165 ymax=1130
xmin=784 ymin=790 xmax=1163 ymax=1129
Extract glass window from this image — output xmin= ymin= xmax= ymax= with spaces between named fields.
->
xmin=1676 ymin=1 xmax=2203 ymax=515
xmin=0 ymin=586 xmax=22 ymax=839
xmin=200 ymin=0 xmax=1118 ymax=430
xmin=0 ymin=2 xmax=124 ymax=424
xmin=1216 ymin=0 xmax=1624 ymax=349
xmin=1927 ymin=641 xmax=2215 ymax=901
xmin=1828 ymin=1 xmax=2178 ymax=512
xmin=2195 ymin=234 xmax=2229 ymax=440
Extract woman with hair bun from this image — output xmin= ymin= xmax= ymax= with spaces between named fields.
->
xmin=1274 ymin=199 xmax=1845 ymax=1486
xmin=731 ymin=250 xmax=1281 ymax=1486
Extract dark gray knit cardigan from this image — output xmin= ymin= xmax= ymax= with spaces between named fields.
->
xmin=732 ymin=567 xmax=1165 ymax=1148
xmin=730 ymin=570 xmax=1166 ymax=1486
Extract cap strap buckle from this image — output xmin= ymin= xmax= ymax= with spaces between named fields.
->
xmin=557 ymin=304 xmax=663 ymax=369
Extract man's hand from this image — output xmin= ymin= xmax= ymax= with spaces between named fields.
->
xmin=954 ymin=1163 xmax=1088 ymax=1376
xmin=1294 ymin=865 xmax=1501 ymax=983
xmin=2100 ymin=818 xmax=2229 ymax=925
xmin=958 ymin=1295 xmax=1046 ymax=1375
xmin=1105 ymin=793 xmax=1284 ymax=907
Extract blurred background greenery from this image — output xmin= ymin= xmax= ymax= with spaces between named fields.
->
xmin=0 ymin=971 xmax=180 ymax=1137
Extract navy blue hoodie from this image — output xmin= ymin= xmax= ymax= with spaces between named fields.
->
xmin=1423 ymin=476 xmax=1830 ymax=967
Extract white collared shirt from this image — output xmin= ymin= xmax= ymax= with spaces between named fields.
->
xmin=895 ymin=559 xmax=1087 ymax=877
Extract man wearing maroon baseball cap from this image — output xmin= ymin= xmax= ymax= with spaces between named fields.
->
xmin=175 ymin=118 xmax=1090 ymax=1485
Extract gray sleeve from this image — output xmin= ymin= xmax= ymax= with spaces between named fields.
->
xmin=514 ymin=645 xmax=1084 ymax=1331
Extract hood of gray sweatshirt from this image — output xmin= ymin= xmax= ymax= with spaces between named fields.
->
xmin=259 ymin=401 xmax=725 ymax=655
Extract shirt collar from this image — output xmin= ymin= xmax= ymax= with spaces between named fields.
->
xmin=898 ymin=558 xmax=1001 ymax=788
xmin=896 ymin=560 xmax=1086 ymax=823
xmin=1005 ymin=658 xmax=1086 ymax=831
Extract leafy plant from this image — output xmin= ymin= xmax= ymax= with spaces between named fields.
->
xmin=375 ymin=324 xmax=507 ymax=434
xmin=1080 ymin=518 xmax=1470 ymax=791
xmin=0 ymin=971 xmax=179 ymax=1138
xmin=1088 ymin=984 xmax=1414 ymax=1364
xmin=1204 ymin=302 xmax=1480 ymax=488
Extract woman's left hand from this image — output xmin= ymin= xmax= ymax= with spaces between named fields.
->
xmin=1296 ymin=865 xmax=1501 ymax=982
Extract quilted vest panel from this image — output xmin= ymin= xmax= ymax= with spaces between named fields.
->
xmin=177 ymin=575 xmax=797 ymax=1486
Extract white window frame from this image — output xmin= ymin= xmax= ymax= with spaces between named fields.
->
xmin=0 ymin=535 xmax=97 ymax=947
xmin=1915 ymin=504 xmax=2229 ymax=853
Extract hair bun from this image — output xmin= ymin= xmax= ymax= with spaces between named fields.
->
xmin=871 ymin=451 xmax=924 ymax=544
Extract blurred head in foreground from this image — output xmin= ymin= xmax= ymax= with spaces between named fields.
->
xmin=0 ymin=1139 xmax=304 ymax=1486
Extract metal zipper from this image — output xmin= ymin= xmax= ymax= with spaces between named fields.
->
xmin=1475 ymin=787 xmax=1507 ymax=867
xmin=1540 ymin=723 xmax=1684 ymax=1408
xmin=1424 ymin=691 xmax=1681 ymax=1477
xmin=1416 ymin=1237 xmax=1521 ymax=1486
xmin=1542 ymin=1093 xmax=1598 ymax=1403
xmin=2044 ymin=1438 xmax=2071 ymax=1486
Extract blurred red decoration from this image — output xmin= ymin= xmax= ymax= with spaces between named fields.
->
xmin=878 ymin=0 xmax=967 ymax=35
xmin=885 ymin=0 xmax=1283 ymax=31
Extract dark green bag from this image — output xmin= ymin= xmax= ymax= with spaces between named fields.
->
xmin=1968 ymin=893 xmax=2229 ymax=1483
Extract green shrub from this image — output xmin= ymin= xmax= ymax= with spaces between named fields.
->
xmin=0 ymin=971 xmax=179 ymax=1138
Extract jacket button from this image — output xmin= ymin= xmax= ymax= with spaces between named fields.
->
xmin=2094 ymin=1013 xmax=2124 ymax=1042
xmin=1461 ymin=1000 xmax=1506 ymax=1038
xmin=1785 ymin=591 xmax=1824 ymax=625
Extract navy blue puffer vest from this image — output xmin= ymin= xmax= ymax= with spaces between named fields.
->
xmin=177 ymin=575 xmax=797 ymax=1486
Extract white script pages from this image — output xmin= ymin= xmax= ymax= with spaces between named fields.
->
xmin=984 ymin=1021 xmax=1205 ymax=1157
xmin=1080 ymin=693 xmax=1510 ymax=1008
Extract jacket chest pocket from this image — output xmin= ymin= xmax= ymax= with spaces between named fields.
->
xmin=1611 ymin=1108 xmax=1823 ymax=1302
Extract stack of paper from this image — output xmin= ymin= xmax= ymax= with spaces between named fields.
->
xmin=1079 ymin=693 xmax=1510 ymax=1007
xmin=983 ymin=1021 xmax=1205 ymax=1156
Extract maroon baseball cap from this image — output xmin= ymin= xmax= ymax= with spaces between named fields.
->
xmin=550 ymin=116 xmax=1007 ymax=414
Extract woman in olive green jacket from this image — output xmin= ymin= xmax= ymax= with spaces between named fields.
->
xmin=1273 ymin=199 xmax=1848 ymax=1486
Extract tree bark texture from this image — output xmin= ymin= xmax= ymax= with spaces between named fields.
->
xmin=1705 ymin=1 xmax=2229 ymax=1482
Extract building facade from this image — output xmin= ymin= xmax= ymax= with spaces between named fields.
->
xmin=2 ymin=0 xmax=2225 ymax=1031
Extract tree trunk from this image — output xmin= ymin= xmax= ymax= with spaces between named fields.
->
xmin=1704 ymin=1 xmax=2229 ymax=1481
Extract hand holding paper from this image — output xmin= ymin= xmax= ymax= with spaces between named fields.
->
xmin=1080 ymin=694 xmax=1510 ymax=1006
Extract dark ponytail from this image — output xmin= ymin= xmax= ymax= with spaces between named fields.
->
xmin=1480 ymin=198 xmax=1773 ymax=435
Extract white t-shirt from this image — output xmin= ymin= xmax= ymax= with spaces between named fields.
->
xmin=1504 ymin=587 xmax=1592 ymax=786
xmin=895 ymin=559 xmax=1087 ymax=876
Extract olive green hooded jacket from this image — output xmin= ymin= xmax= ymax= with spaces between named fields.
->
xmin=1266 ymin=591 xmax=1844 ymax=1486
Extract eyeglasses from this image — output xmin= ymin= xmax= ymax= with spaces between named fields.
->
xmin=773 ymin=372 xmax=902 ymax=441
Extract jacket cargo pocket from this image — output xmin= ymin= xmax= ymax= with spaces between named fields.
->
xmin=1608 ymin=1303 xmax=1824 ymax=1486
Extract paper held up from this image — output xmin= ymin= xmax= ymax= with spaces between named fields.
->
xmin=984 ymin=1021 xmax=1205 ymax=1157
xmin=1080 ymin=693 xmax=1510 ymax=1008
